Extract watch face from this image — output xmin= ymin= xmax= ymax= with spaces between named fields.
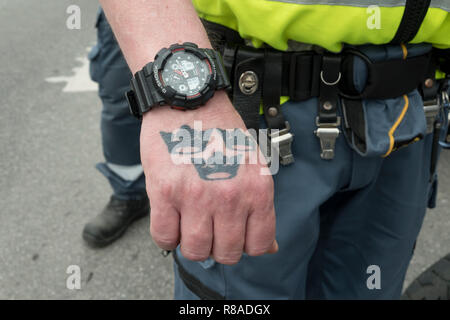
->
xmin=161 ymin=51 xmax=211 ymax=98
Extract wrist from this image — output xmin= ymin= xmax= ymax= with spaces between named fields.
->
xmin=128 ymin=43 xmax=231 ymax=120
xmin=142 ymin=91 xmax=240 ymax=128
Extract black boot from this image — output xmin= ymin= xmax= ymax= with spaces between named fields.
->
xmin=82 ymin=195 xmax=150 ymax=248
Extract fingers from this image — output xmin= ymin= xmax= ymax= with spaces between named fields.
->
xmin=150 ymin=201 xmax=180 ymax=251
xmin=179 ymin=210 xmax=214 ymax=261
xmin=211 ymin=209 xmax=247 ymax=265
xmin=244 ymin=204 xmax=277 ymax=257
xmin=151 ymin=201 xmax=278 ymax=261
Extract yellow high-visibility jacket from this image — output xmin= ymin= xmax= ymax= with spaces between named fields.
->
xmin=193 ymin=0 xmax=450 ymax=52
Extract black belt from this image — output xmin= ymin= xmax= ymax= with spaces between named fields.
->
xmin=227 ymin=45 xmax=433 ymax=103
xmin=224 ymin=44 xmax=435 ymax=162
xmin=224 ymin=43 xmax=432 ymax=121
xmin=202 ymin=18 xmax=441 ymax=163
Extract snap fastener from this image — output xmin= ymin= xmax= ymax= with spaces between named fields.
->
xmin=239 ymin=71 xmax=258 ymax=95
xmin=323 ymin=101 xmax=333 ymax=111
xmin=268 ymin=107 xmax=278 ymax=117
xmin=424 ymin=78 xmax=434 ymax=88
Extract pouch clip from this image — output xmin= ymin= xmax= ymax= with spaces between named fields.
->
xmin=315 ymin=117 xmax=341 ymax=160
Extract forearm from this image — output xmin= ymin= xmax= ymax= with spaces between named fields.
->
xmin=99 ymin=0 xmax=239 ymax=127
xmin=99 ymin=0 xmax=212 ymax=74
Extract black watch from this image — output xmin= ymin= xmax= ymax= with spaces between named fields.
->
xmin=126 ymin=42 xmax=231 ymax=119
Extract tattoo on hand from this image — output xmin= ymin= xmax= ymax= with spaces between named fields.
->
xmin=160 ymin=124 xmax=256 ymax=181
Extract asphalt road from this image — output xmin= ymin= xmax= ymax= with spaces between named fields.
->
xmin=0 ymin=0 xmax=448 ymax=299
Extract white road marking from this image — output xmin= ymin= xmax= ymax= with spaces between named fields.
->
xmin=46 ymin=49 xmax=98 ymax=93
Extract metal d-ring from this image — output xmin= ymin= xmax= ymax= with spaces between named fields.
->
xmin=320 ymin=71 xmax=341 ymax=86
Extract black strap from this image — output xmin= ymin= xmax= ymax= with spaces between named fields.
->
xmin=173 ymin=253 xmax=225 ymax=300
xmin=341 ymin=99 xmax=367 ymax=153
xmin=357 ymin=53 xmax=431 ymax=100
xmin=434 ymin=48 xmax=450 ymax=75
xmin=200 ymin=18 xmax=245 ymax=53
xmin=390 ymin=0 xmax=431 ymax=44
xmin=288 ymin=53 xmax=321 ymax=101
xmin=263 ymin=50 xmax=286 ymax=129
xmin=318 ymin=55 xmax=342 ymax=124
xmin=420 ymin=54 xmax=439 ymax=101
xmin=232 ymin=47 xmax=264 ymax=130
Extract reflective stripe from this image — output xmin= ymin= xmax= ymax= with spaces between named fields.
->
xmin=106 ymin=163 xmax=143 ymax=181
xmin=268 ymin=0 xmax=450 ymax=11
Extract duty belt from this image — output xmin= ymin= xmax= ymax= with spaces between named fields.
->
xmin=201 ymin=19 xmax=448 ymax=165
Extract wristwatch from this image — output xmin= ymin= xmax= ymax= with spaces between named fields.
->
xmin=126 ymin=42 xmax=231 ymax=119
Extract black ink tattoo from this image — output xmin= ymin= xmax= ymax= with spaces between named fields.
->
xmin=192 ymin=153 xmax=242 ymax=181
xmin=160 ymin=125 xmax=212 ymax=155
xmin=160 ymin=125 xmax=256 ymax=181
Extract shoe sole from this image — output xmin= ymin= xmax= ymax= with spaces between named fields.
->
xmin=82 ymin=206 xmax=149 ymax=248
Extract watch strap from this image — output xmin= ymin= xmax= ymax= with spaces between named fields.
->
xmin=203 ymin=48 xmax=231 ymax=91
xmin=126 ymin=46 xmax=230 ymax=119
xmin=126 ymin=64 xmax=157 ymax=119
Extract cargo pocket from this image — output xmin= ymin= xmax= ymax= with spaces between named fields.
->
xmin=340 ymin=44 xmax=433 ymax=158
xmin=88 ymin=9 xmax=103 ymax=83
xmin=342 ymin=90 xmax=427 ymax=158
xmin=88 ymin=44 xmax=101 ymax=83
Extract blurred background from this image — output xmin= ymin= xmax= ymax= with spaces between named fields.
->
xmin=0 ymin=0 xmax=448 ymax=299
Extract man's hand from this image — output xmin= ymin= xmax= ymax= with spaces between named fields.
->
xmin=99 ymin=0 xmax=278 ymax=264
xmin=141 ymin=92 xmax=278 ymax=264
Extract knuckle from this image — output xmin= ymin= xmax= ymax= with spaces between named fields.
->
xmin=260 ymin=210 xmax=276 ymax=226
xmin=150 ymin=218 xmax=179 ymax=249
xmin=181 ymin=247 xmax=209 ymax=262
xmin=188 ymin=183 xmax=204 ymax=199
xmin=245 ymin=246 xmax=269 ymax=257
xmin=152 ymin=234 xmax=178 ymax=250
xmin=245 ymin=236 xmax=274 ymax=256
xmin=214 ymin=253 xmax=242 ymax=265
xmin=158 ymin=182 xmax=173 ymax=199
xmin=219 ymin=183 xmax=239 ymax=202
xmin=258 ymin=178 xmax=273 ymax=195
xmin=254 ymin=181 xmax=274 ymax=206
xmin=187 ymin=229 xmax=211 ymax=247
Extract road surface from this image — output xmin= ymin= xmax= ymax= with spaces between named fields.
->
xmin=0 ymin=0 xmax=448 ymax=299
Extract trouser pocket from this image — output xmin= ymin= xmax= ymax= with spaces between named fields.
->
xmin=173 ymin=252 xmax=225 ymax=300
xmin=88 ymin=8 xmax=103 ymax=82
xmin=341 ymin=90 xmax=427 ymax=158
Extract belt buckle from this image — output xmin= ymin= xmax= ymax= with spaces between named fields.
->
xmin=269 ymin=121 xmax=295 ymax=166
xmin=314 ymin=117 xmax=341 ymax=160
